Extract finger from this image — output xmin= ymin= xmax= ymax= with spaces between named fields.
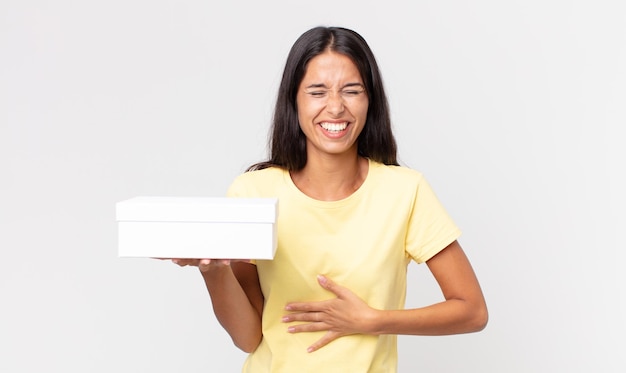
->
xmin=282 ymin=311 xmax=325 ymax=323
xmin=317 ymin=275 xmax=347 ymax=297
xmin=287 ymin=321 xmax=330 ymax=334
xmin=307 ymin=331 xmax=340 ymax=353
xmin=285 ymin=300 xmax=327 ymax=312
xmin=172 ymin=259 xmax=189 ymax=266
xmin=198 ymin=259 xmax=213 ymax=271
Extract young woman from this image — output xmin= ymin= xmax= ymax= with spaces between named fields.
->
xmin=173 ymin=26 xmax=488 ymax=372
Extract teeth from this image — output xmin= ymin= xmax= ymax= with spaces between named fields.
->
xmin=320 ymin=122 xmax=348 ymax=132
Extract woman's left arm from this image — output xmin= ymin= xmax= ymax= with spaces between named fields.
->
xmin=375 ymin=240 xmax=488 ymax=335
xmin=283 ymin=240 xmax=488 ymax=352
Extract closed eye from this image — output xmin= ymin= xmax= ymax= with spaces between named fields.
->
xmin=342 ymin=90 xmax=363 ymax=96
xmin=307 ymin=91 xmax=327 ymax=97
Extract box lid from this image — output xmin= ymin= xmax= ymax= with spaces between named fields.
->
xmin=116 ymin=196 xmax=278 ymax=223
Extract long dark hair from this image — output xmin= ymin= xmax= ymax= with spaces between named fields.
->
xmin=248 ymin=26 xmax=398 ymax=171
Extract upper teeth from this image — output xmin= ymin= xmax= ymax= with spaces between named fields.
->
xmin=321 ymin=122 xmax=348 ymax=132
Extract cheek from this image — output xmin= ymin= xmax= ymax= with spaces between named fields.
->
xmin=296 ymin=109 xmax=313 ymax=134
xmin=357 ymin=101 xmax=369 ymax=122
xmin=297 ymin=102 xmax=320 ymax=125
xmin=296 ymin=104 xmax=306 ymax=123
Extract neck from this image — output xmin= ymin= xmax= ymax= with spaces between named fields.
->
xmin=291 ymin=154 xmax=368 ymax=201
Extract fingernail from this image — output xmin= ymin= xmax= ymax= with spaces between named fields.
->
xmin=281 ymin=316 xmax=289 ymax=322
xmin=288 ymin=327 xmax=295 ymax=333
xmin=307 ymin=347 xmax=314 ymax=353
xmin=317 ymin=275 xmax=326 ymax=284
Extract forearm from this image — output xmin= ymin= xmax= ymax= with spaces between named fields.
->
xmin=368 ymin=240 xmax=488 ymax=336
xmin=370 ymin=298 xmax=488 ymax=336
xmin=201 ymin=266 xmax=262 ymax=352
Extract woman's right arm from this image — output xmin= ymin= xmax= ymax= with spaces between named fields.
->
xmin=174 ymin=259 xmax=264 ymax=352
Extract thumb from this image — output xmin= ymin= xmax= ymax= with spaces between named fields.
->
xmin=317 ymin=275 xmax=345 ymax=297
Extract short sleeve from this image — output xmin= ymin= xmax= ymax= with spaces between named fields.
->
xmin=405 ymin=175 xmax=462 ymax=263
xmin=226 ymin=174 xmax=248 ymax=198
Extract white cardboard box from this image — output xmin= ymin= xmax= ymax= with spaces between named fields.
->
xmin=116 ymin=196 xmax=278 ymax=259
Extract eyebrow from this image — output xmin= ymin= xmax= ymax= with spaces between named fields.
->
xmin=343 ymin=82 xmax=365 ymax=89
xmin=304 ymin=82 xmax=365 ymax=90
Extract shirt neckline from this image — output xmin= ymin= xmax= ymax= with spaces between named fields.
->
xmin=282 ymin=158 xmax=376 ymax=209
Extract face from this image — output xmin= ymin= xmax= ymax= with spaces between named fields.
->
xmin=296 ymin=51 xmax=369 ymax=160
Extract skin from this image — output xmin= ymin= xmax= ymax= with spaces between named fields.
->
xmin=282 ymin=241 xmax=488 ymax=352
xmin=296 ymin=52 xmax=368 ymax=164
xmin=171 ymin=259 xmax=263 ymax=352
xmin=172 ymin=50 xmax=488 ymax=354
xmin=291 ymin=50 xmax=370 ymax=201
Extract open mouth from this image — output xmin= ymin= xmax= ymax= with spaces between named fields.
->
xmin=320 ymin=122 xmax=348 ymax=133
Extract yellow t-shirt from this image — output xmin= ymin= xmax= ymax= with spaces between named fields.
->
xmin=227 ymin=159 xmax=461 ymax=373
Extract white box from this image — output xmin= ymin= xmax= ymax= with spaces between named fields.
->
xmin=116 ymin=196 xmax=278 ymax=259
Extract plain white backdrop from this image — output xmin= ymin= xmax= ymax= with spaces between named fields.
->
xmin=1 ymin=0 xmax=624 ymax=372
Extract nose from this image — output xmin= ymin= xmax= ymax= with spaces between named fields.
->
xmin=325 ymin=91 xmax=345 ymax=116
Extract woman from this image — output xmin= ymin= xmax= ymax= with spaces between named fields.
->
xmin=173 ymin=26 xmax=488 ymax=372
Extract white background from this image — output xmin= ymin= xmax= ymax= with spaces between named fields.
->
xmin=1 ymin=0 xmax=624 ymax=372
